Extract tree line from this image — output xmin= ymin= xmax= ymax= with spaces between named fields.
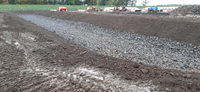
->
xmin=0 ymin=0 xmax=150 ymax=6
xmin=0 ymin=0 xmax=78 ymax=5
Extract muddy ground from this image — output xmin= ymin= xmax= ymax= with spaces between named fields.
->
xmin=0 ymin=11 xmax=199 ymax=92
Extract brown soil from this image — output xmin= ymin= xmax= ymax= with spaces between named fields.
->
xmin=0 ymin=11 xmax=199 ymax=92
xmin=12 ymin=11 xmax=200 ymax=46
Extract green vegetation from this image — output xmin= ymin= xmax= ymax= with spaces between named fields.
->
xmin=0 ymin=0 xmax=134 ymax=6
xmin=0 ymin=0 xmax=187 ymax=7
xmin=0 ymin=5 xmax=88 ymax=11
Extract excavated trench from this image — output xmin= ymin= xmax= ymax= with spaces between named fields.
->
xmin=0 ymin=12 xmax=200 ymax=92
xmin=17 ymin=14 xmax=200 ymax=73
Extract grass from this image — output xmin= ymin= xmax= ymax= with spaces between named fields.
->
xmin=0 ymin=5 xmax=180 ymax=11
xmin=0 ymin=5 xmax=88 ymax=11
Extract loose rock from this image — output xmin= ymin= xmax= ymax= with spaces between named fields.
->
xmin=141 ymin=69 xmax=149 ymax=74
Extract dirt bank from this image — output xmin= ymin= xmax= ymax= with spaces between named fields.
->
xmin=0 ymin=11 xmax=199 ymax=91
xmin=12 ymin=11 xmax=200 ymax=46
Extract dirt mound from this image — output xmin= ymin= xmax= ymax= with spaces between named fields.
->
xmin=170 ymin=5 xmax=200 ymax=16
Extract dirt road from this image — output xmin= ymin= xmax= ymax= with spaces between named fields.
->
xmin=0 ymin=11 xmax=199 ymax=92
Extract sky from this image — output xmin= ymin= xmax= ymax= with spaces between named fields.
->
xmin=136 ymin=0 xmax=200 ymax=5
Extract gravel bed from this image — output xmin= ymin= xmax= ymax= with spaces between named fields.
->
xmin=17 ymin=14 xmax=200 ymax=73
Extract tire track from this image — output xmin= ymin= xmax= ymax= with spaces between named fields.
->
xmin=0 ymin=13 xmax=3 ymax=28
xmin=0 ymin=30 xmax=154 ymax=91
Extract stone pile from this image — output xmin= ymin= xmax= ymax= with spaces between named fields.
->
xmin=170 ymin=5 xmax=200 ymax=16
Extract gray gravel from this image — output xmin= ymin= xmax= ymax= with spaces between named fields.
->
xmin=17 ymin=14 xmax=200 ymax=73
xmin=170 ymin=5 xmax=200 ymax=16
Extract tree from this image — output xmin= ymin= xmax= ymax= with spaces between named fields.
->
xmin=2 ymin=0 xmax=9 ymax=4
xmin=123 ymin=0 xmax=130 ymax=6
xmin=48 ymin=0 xmax=53 ymax=4
xmin=43 ymin=0 xmax=48 ymax=4
xmin=141 ymin=0 xmax=149 ymax=6
xmin=87 ymin=0 xmax=97 ymax=5
xmin=58 ymin=0 xmax=65 ymax=4
xmin=128 ymin=0 xmax=137 ymax=6
xmin=28 ymin=0 xmax=37 ymax=4
xmin=111 ymin=0 xmax=130 ymax=6
xmin=83 ymin=0 xmax=89 ymax=5
xmin=58 ymin=1 xmax=64 ymax=4
xmin=8 ymin=0 xmax=17 ymax=4
xmin=19 ymin=0 xmax=29 ymax=4
xmin=48 ymin=0 xmax=56 ymax=4
xmin=74 ymin=0 xmax=82 ymax=5
xmin=99 ymin=0 xmax=106 ymax=5
xmin=105 ymin=0 xmax=113 ymax=6
xmin=67 ymin=0 xmax=75 ymax=5
xmin=53 ymin=0 xmax=57 ymax=4
xmin=37 ymin=0 xmax=43 ymax=4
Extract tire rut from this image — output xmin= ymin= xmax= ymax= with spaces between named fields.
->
xmin=0 ymin=31 xmax=153 ymax=91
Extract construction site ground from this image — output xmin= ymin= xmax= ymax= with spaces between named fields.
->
xmin=0 ymin=11 xmax=200 ymax=92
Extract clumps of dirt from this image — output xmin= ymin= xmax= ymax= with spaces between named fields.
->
xmin=87 ymin=9 xmax=97 ymax=12
xmin=32 ymin=42 xmax=200 ymax=92
xmin=170 ymin=5 xmax=200 ymax=16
